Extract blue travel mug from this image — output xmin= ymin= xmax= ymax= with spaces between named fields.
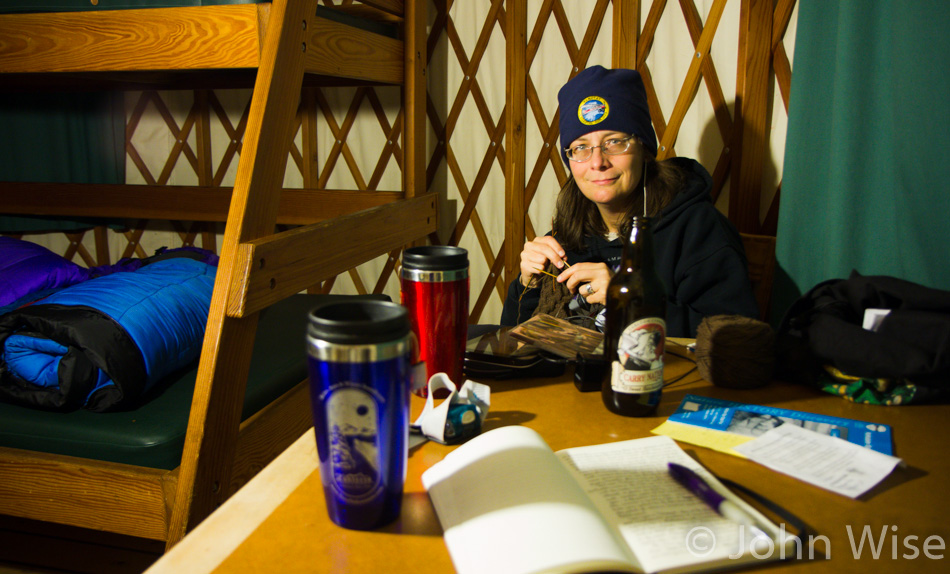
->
xmin=306 ymin=300 xmax=411 ymax=530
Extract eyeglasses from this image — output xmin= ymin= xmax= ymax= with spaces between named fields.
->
xmin=564 ymin=136 xmax=637 ymax=163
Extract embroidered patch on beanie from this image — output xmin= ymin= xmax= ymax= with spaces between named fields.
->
xmin=579 ymin=96 xmax=609 ymax=125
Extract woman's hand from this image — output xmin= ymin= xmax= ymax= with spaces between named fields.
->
xmin=556 ymin=262 xmax=613 ymax=305
xmin=518 ymin=235 xmax=569 ymax=287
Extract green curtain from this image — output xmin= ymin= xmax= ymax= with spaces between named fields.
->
xmin=0 ymin=91 xmax=124 ymax=184
xmin=0 ymin=91 xmax=125 ymax=232
xmin=772 ymin=0 xmax=950 ymax=324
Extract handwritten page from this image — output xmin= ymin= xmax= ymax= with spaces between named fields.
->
xmin=556 ymin=435 xmax=782 ymax=574
xmin=732 ymin=423 xmax=903 ymax=498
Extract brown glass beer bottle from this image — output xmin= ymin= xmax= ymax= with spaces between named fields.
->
xmin=602 ymin=216 xmax=667 ymax=416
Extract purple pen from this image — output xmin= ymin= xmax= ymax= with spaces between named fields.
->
xmin=668 ymin=462 xmax=756 ymax=527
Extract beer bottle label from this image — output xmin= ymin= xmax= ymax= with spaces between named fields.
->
xmin=610 ymin=318 xmax=666 ymax=394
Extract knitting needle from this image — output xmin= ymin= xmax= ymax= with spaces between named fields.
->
xmin=533 ymin=268 xmax=560 ymax=279
xmin=532 ymin=267 xmax=560 ymax=292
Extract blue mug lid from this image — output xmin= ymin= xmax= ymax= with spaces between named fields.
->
xmin=308 ymin=300 xmax=409 ymax=345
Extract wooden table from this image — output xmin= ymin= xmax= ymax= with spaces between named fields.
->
xmin=146 ymin=346 xmax=950 ymax=574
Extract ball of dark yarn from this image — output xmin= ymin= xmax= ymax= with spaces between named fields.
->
xmin=695 ymin=315 xmax=775 ymax=389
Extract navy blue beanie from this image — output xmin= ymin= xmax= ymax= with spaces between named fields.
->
xmin=558 ymin=66 xmax=657 ymax=164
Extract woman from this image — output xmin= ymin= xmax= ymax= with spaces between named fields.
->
xmin=500 ymin=65 xmax=758 ymax=338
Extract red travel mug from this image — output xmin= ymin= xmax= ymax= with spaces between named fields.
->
xmin=400 ymin=246 xmax=469 ymax=397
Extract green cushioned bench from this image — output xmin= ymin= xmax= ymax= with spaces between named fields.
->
xmin=0 ymin=293 xmax=387 ymax=470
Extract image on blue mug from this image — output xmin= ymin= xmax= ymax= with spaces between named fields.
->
xmin=325 ymin=387 xmax=381 ymax=502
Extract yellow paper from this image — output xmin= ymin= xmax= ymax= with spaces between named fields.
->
xmin=651 ymin=420 xmax=753 ymax=458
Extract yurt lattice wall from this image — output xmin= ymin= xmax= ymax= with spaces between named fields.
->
xmin=14 ymin=0 xmax=798 ymax=326
xmin=437 ymin=0 xmax=797 ymax=323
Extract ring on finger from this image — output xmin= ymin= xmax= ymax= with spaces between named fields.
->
xmin=585 ymin=283 xmax=595 ymax=296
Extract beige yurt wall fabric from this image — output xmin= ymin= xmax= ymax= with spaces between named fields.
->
xmin=21 ymin=0 xmax=797 ymax=326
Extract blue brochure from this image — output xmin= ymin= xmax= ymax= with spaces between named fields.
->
xmin=668 ymin=394 xmax=893 ymax=455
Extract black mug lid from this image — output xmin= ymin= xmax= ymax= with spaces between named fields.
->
xmin=308 ymin=300 xmax=409 ymax=345
xmin=402 ymin=246 xmax=468 ymax=271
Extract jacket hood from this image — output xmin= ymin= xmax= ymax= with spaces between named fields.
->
xmin=653 ymin=157 xmax=714 ymax=232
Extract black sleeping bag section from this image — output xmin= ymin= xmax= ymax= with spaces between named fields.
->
xmin=0 ymin=304 xmax=145 ymax=411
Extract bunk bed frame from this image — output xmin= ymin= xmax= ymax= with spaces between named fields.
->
xmin=0 ymin=0 xmax=433 ymax=550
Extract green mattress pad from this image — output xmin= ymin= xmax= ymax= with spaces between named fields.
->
xmin=0 ymin=293 xmax=389 ymax=469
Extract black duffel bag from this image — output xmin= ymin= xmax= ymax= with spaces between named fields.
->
xmin=775 ymin=271 xmax=950 ymax=404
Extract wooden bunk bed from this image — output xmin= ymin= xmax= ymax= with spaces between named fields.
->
xmin=0 ymin=0 xmax=433 ymax=552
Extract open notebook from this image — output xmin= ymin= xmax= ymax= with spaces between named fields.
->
xmin=422 ymin=426 xmax=797 ymax=574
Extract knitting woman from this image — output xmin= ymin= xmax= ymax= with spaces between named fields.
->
xmin=500 ymin=66 xmax=758 ymax=338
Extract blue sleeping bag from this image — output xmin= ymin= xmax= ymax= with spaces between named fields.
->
xmin=0 ymin=256 xmax=216 ymax=411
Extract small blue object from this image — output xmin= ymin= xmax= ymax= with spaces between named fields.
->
xmin=442 ymin=403 xmax=481 ymax=444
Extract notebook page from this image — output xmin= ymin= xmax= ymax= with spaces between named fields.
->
xmin=557 ymin=435 xmax=756 ymax=573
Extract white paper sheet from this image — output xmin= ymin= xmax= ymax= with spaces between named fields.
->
xmin=732 ymin=423 xmax=903 ymax=498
